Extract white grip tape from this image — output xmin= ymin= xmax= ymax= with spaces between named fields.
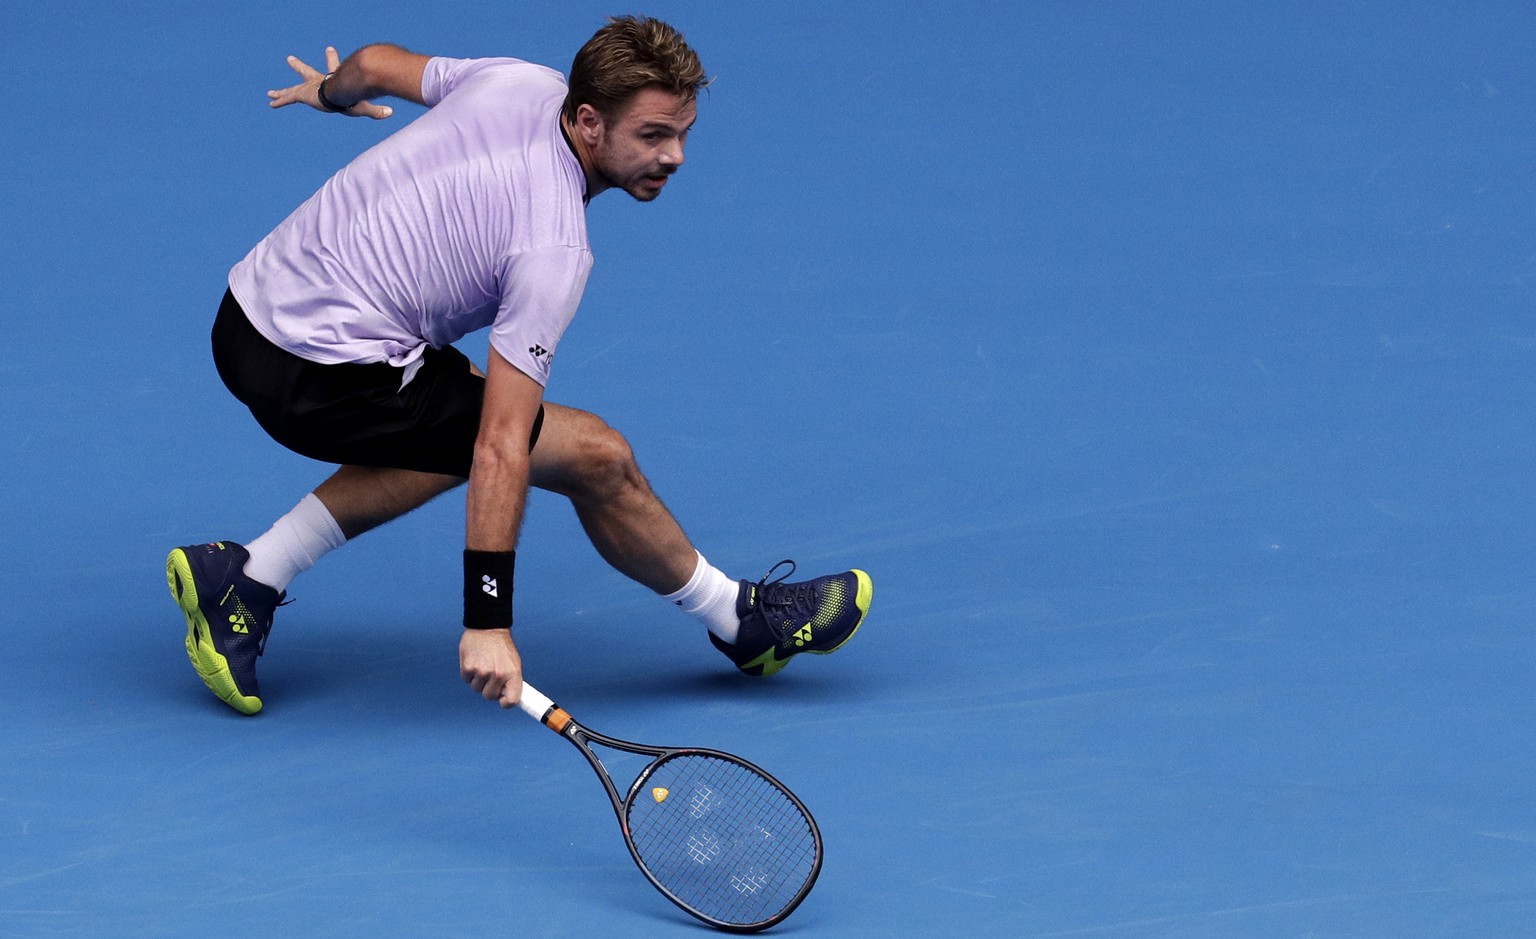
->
xmin=517 ymin=681 xmax=555 ymax=721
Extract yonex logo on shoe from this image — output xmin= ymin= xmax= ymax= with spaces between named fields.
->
xmin=229 ymin=613 xmax=250 ymax=634
xmin=792 ymin=625 xmax=813 ymax=647
xmin=482 ymin=575 xmax=499 ymax=598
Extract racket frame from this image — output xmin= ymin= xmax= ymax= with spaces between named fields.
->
xmin=518 ymin=683 xmax=823 ymax=932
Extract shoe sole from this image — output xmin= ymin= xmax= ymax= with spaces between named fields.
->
xmin=748 ymin=570 xmax=874 ymax=677
xmin=166 ymin=549 xmax=263 ymax=715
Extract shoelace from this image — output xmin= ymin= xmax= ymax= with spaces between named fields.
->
xmin=257 ymin=595 xmax=294 ymax=657
xmin=750 ymin=560 xmax=819 ymax=642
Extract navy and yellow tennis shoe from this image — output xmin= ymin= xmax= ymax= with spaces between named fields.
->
xmin=166 ymin=541 xmax=284 ymax=715
xmin=710 ymin=561 xmax=873 ymax=676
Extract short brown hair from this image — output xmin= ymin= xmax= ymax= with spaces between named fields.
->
xmin=563 ymin=16 xmax=709 ymax=122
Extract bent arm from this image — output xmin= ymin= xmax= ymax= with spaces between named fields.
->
xmin=267 ymin=44 xmax=431 ymax=119
xmin=323 ymin=44 xmax=432 ymax=109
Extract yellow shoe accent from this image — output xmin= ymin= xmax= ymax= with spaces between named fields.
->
xmin=736 ymin=570 xmax=874 ymax=676
xmin=741 ymin=643 xmax=795 ymax=677
xmin=811 ymin=569 xmax=872 ymax=656
xmin=166 ymin=549 xmax=263 ymax=715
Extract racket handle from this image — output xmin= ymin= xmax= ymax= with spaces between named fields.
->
xmin=518 ymin=681 xmax=555 ymax=720
xmin=517 ymin=681 xmax=575 ymax=733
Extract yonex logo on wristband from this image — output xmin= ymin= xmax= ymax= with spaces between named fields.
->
xmin=464 ymin=549 xmax=514 ymax=630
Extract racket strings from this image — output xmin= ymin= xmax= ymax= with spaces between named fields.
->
xmin=626 ymin=753 xmax=819 ymax=927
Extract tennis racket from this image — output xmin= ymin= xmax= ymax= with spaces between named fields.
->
xmin=516 ymin=681 xmax=823 ymax=932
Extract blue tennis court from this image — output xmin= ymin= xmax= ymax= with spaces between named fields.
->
xmin=5 ymin=1 xmax=1535 ymax=935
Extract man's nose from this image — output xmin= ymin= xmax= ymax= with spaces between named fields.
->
xmin=661 ymin=139 xmax=685 ymax=168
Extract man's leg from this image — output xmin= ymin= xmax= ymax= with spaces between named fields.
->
xmin=254 ymin=399 xmax=686 ymax=597
xmin=238 ymin=466 xmax=462 ymax=594
xmin=171 ymin=464 xmax=465 ymax=715
xmin=525 ymin=403 xmax=873 ymax=674
xmin=181 ymin=292 xmax=486 ymax=714
xmin=528 ymin=403 xmax=697 ymax=593
xmin=313 ymin=464 xmax=465 ymax=539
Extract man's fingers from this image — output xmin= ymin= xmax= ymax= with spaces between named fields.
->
xmin=460 ymin=630 xmax=521 ymax=706
xmin=498 ymin=680 xmax=523 ymax=709
xmin=267 ymin=85 xmax=304 ymax=108
xmin=465 ymin=667 xmax=515 ymax=700
xmin=285 ymin=54 xmax=322 ymax=80
xmin=466 ymin=668 xmax=521 ymax=704
xmin=325 ymin=45 xmax=342 ymax=73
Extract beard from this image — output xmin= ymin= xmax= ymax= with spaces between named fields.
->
xmin=601 ymin=165 xmax=675 ymax=203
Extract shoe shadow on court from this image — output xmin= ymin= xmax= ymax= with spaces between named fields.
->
xmin=146 ymin=604 xmax=878 ymax=720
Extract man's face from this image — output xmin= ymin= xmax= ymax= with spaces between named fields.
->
xmin=587 ymin=88 xmax=697 ymax=202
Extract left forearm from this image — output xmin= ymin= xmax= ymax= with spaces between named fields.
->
xmin=325 ymin=44 xmax=430 ymax=109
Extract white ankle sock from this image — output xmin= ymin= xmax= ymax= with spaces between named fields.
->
xmin=243 ymin=493 xmax=347 ymax=593
xmin=664 ymin=552 xmax=741 ymax=643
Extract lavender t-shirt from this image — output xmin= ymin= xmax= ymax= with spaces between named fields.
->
xmin=228 ymin=56 xmax=592 ymax=387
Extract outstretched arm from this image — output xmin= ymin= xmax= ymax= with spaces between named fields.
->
xmin=266 ymin=44 xmax=431 ymax=120
xmin=458 ymin=348 xmax=546 ymax=709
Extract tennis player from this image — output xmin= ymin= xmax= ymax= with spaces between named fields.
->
xmin=166 ymin=17 xmax=872 ymax=715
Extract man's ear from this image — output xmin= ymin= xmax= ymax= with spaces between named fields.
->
xmin=575 ymin=103 xmax=606 ymax=145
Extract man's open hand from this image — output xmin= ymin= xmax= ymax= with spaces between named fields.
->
xmin=266 ymin=46 xmax=394 ymax=120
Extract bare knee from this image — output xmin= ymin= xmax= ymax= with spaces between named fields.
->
xmin=551 ymin=419 xmax=646 ymax=502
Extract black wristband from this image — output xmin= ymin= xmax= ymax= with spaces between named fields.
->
xmin=463 ymin=549 xmax=515 ymax=630
xmin=316 ymin=74 xmax=352 ymax=113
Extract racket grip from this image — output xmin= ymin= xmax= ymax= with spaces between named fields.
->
xmin=517 ymin=682 xmax=555 ymax=721
xmin=517 ymin=681 xmax=575 ymax=733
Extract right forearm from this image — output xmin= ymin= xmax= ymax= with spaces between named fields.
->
xmin=465 ymin=444 xmax=530 ymax=554
xmin=462 ymin=444 xmax=528 ymax=633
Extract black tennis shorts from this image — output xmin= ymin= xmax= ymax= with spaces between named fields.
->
xmin=211 ymin=289 xmax=542 ymax=478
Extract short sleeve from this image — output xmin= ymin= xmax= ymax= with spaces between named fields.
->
xmin=421 ymin=56 xmax=531 ymax=107
xmin=488 ymin=246 xmax=594 ymax=386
